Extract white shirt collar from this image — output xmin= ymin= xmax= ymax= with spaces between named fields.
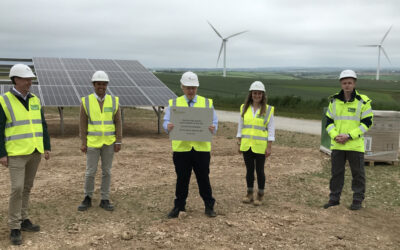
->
xmin=94 ymin=92 xmax=107 ymax=102
xmin=184 ymin=95 xmax=197 ymax=103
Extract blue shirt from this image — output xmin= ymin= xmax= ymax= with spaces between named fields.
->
xmin=163 ymin=95 xmax=218 ymax=134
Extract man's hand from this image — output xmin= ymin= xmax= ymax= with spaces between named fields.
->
xmin=265 ymin=143 xmax=272 ymax=158
xmin=44 ymin=151 xmax=50 ymax=160
xmin=265 ymin=148 xmax=272 ymax=158
xmin=0 ymin=156 xmax=8 ymax=167
xmin=167 ymin=123 xmax=174 ymax=132
xmin=80 ymin=145 xmax=87 ymax=153
xmin=335 ymin=134 xmax=350 ymax=144
xmin=209 ymin=125 xmax=216 ymax=134
xmin=114 ymin=144 xmax=121 ymax=153
xmin=237 ymin=139 xmax=242 ymax=154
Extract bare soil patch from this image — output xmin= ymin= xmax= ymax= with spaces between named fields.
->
xmin=0 ymin=109 xmax=399 ymax=249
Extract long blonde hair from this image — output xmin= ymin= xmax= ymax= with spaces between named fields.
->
xmin=241 ymin=91 xmax=267 ymax=117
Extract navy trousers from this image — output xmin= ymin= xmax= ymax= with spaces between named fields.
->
xmin=329 ymin=150 xmax=366 ymax=202
xmin=172 ymin=149 xmax=215 ymax=210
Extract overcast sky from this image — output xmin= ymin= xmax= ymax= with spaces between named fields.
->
xmin=1 ymin=0 xmax=399 ymax=69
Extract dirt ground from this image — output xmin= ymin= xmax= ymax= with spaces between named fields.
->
xmin=0 ymin=110 xmax=399 ymax=249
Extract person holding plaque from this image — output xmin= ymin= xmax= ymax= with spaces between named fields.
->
xmin=236 ymin=81 xmax=275 ymax=206
xmin=163 ymin=71 xmax=218 ymax=218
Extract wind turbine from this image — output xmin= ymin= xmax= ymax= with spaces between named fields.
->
xmin=207 ymin=21 xmax=248 ymax=77
xmin=360 ymin=25 xmax=392 ymax=80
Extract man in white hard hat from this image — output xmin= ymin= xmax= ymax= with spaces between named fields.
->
xmin=0 ymin=64 xmax=51 ymax=245
xmin=324 ymin=70 xmax=373 ymax=210
xmin=77 ymin=70 xmax=122 ymax=212
xmin=163 ymin=71 xmax=218 ymax=218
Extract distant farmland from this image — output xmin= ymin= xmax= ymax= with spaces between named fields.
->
xmin=155 ymin=72 xmax=400 ymax=119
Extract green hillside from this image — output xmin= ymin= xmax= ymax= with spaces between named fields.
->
xmin=155 ymin=72 xmax=400 ymax=119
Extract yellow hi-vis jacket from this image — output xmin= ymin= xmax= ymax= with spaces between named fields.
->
xmin=169 ymin=95 xmax=213 ymax=152
xmin=0 ymin=92 xmax=44 ymax=156
xmin=82 ymin=94 xmax=119 ymax=148
xmin=326 ymin=90 xmax=373 ymax=152
xmin=240 ymin=104 xmax=274 ymax=154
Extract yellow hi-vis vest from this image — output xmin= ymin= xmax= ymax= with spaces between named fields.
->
xmin=326 ymin=91 xmax=373 ymax=152
xmin=82 ymin=94 xmax=119 ymax=148
xmin=169 ymin=95 xmax=213 ymax=152
xmin=240 ymin=104 xmax=274 ymax=154
xmin=0 ymin=92 xmax=44 ymax=156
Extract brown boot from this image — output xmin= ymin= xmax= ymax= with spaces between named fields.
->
xmin=242 ymin=191 xmax=254 ymax=204
xmin=253 ymin=193 xmax=264 ymax=206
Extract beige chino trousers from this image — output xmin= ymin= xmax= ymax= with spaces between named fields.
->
xmin=8 ymin=152 xmax=41 ymax=229
xmin=84 ymin=144 xmax=114 ymax=200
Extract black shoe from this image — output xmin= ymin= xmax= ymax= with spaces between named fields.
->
xmin=10 ymin=229 xmax=22 ymax=245
xmin=205 ymin=208 xmax=217 ymax=217
xmin=323 ymin=200 xmax=340 ymax=209
xmin=167 ymin=207 xmax=185 ymax=219
xmin=21 ymin=219 xmax=40 ymax=232
xmin=78 ymin=196 xmax=92 ymax=211
xmin=350 ymin=200 xmax=362 ymax=210
xmin=99 ymin=200 xmax=114 ymax=211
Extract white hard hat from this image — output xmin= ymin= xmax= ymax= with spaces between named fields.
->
xmin=339 ymin=70 xmax=357 ymax=80
xmin=91 ymin=70 xmax=109 ymax=82
xmin=180 ymin=71 xmax=199 ymax=87
xmin=9 ymin=64 xmax=36 ymax=78
xmin=249 ymin=81 xmax=265 ymax=92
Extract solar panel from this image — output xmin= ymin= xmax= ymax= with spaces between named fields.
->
xmin=32 ymin=57 xmax=176 ymax=107
xmin=33 ymin=57 xmax=63 ymax=70
xmin=62 ymin=58 xmax=93 ymax=71
xmin=40 ymin=85 xmax=79 ymax=106
xmin=108 ymin=86 xmax=152 ymax=106
xmin=141 ymin=87 xmax=177 ymax=105
xmin=114 ymin=60 xmax=148 ymax=72
xmin=36 ymin=70 xmax=72 ymax=86
xmin=89 ymin=59 xmax=121 ymax=72
xmin=67 ymin=71 xmax=94 ymax=86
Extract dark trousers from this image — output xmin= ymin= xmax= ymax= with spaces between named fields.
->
xmin=329 ymin=150 xmax=365 ymax=202
xmin=243 ymin=148 xmax=266 ymax=190
xmin=173 ymin=149 xmax=215 ymax=210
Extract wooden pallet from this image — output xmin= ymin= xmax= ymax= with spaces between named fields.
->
xmin=365 ymin=160 xmax=399 ymax=166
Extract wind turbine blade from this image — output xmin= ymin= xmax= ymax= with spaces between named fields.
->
xmin=226 ymin=30 xmax=248 ymax=39
xmin=207 ymin=21 xmax=223 ymax=39
xmin=381 ymin=47 xmax=392 ymax=65
xmin=380 ymin=25 xmax=392 ymax=44
xmin=358 ymin=45 xmax=379 ymax=47
xmin=216 ymin=42 xmax=224 ymax=66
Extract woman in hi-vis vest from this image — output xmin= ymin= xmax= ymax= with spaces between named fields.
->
xmin=236 ymin=81 xmax=275 ymax=206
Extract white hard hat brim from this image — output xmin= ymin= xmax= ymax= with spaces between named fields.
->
xmin=180 ymin=81 xmax=199 ymax=87
xmin=9 ymin=71 xmax=36 ymax=78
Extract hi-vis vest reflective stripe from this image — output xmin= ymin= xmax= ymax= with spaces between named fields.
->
xmin=0 ymin=92 xmax=44 ymax=156
xmin=170 ymin=95 xmax=212 ymax=152
xmin=82 ymin=94 xmax=118 ymax=148
xmin=240 ymin=104 xmax=274 ymax=154
xmin=325 ymin=91 xmax=373 ymax=152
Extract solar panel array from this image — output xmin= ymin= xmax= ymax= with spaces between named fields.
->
xmin=31 ymin=57 xmax=176 ymax=107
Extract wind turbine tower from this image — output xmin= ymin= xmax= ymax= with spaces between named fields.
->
xmin=208 ymin=21 xmax=248 ymax=77
xmin=360 ymin=25 xmax=392 ymax=80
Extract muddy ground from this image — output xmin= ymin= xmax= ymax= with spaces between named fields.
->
xmin=0 ymin=109 xmax=399 ymax=249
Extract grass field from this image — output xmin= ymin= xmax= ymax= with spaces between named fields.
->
xmin=155 ymin=72 xmax=400 ymax=119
